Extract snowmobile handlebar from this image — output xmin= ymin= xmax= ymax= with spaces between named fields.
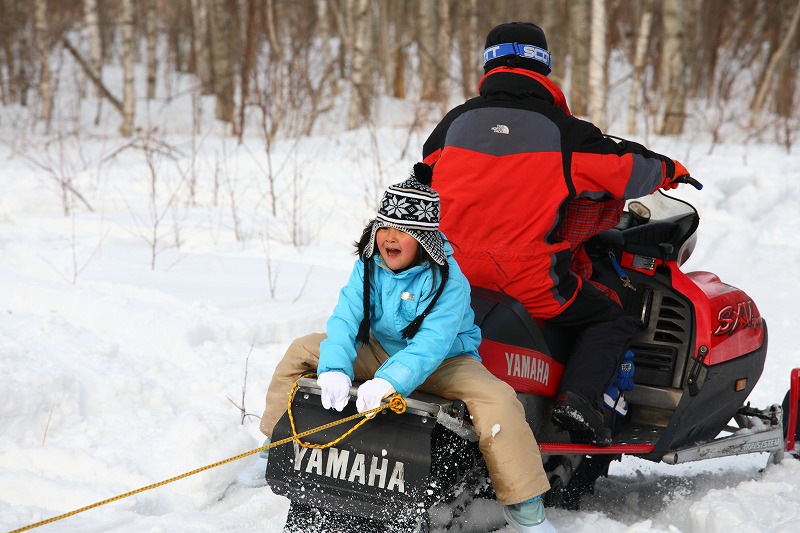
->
xmin=674 ymin=175 xmax=703 ymax=190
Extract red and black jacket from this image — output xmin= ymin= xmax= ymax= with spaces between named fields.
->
xmin=423 ymin=67 xmax=682 ymax=319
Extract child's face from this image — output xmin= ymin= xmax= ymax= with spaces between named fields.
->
xmin=376 ymin=227 xmax=419 ymax=272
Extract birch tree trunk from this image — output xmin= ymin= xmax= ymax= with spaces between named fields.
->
xmin=12 ymin=0 xmax=30 ymax=106
xmin=588 ymin=0 xmax=607 ymax=129
xmin=34 ymin=0 xmax=52 ymax=125
xmin=373 ymin=1 xmax=390 ymax=95
xmin=346 ymin=0 xmax=370 ymax=129
xmin=388 ymin=0 xmax=407 ymax=99
xmin=457 ymin=0 xmax=479 ymax=99
xmin=208 ymin=0 xmax=234 ymax=125
xmin=315 ymin=0 xmax=334 ymax=92
xmin=190 ymin=0 xmax=212 ymax=94
xmin=119 ymin=0 xmax=135 ymax=137
xmin=146 ymin=0 xmax=157 ymax=99
xmin=238 ymin=0 xmax=257 ymax=141
xmin=418 ymin=0 xmax=437 ymax=102
xmin=775 ymin=0 xmax=800 ymax=117
xmin=265 ymin=0 xmax=281 ymax=60
xmin=627 ymin=0 xmax=654 ymax=134
xmin=569 ymin=0 xmax=591 ymax=116
xmin=0 ymin=3 xmax=10 ymax=104
xmin=751 ymin=0 xmax=800 ymax=114
xmin=541 ymin=1 xmax=566 ymax=83
xmin=437 ymin=0 xmax=451 ymax=114
xmin=659 ymin=0 xmax=687 ymax=135
xmin=84 ymin=0 xmax=103 ymax=124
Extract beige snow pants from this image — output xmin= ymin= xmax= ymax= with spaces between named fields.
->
xmin=259 ymin=333 xmax=550 ymax=505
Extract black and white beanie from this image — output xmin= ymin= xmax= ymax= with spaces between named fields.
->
xmin=364 ymin=162 xmax=446 ymax=266
xmin=355 ymin=163 xmax=450 ymax=344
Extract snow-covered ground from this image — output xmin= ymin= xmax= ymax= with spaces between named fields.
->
xmin=2 ymin=73 xmax=800 ymax=532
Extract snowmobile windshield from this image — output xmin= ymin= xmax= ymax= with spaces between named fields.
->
xmin=621 ymin=192 xmax=699 ymax=266
xmin=629 ymin=191 xmax=697 ymax=222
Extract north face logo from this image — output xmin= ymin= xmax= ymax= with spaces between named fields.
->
xmin=491 ymin=124 xmax=510 ymax=134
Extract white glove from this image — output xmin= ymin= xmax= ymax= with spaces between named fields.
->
xmin=317 ymin=371 xmax=352 ymax=411
xmin=356 ymin=378 xmax=395 ymax=415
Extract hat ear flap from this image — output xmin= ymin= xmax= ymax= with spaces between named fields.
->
xmin=355 ymin=258 xmax=372 ymax=346
xmin=401 ymin=261 xmax=449 ymax=339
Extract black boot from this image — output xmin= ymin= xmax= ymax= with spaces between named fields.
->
xmin=551 ymin=391 xmax=612 ymax=446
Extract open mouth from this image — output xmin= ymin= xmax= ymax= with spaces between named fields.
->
xmin=385 ymin=246 xmax=401 ymax=258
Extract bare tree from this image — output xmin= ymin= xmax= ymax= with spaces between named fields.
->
xmin=265 ymin=0 xmax=281 ymax=60
xmin=659 ymin=0 xmax=688 ymax=135
xmin=627 ymin=0 xmax=654 ymax=134
xmin=751 ymin=0 xmax=800 ymax=114
xmin=371 ymin=1 xmax=390 ymax=95
xmin=4 ymin=0 xmax=31 ymax=106
xmin=540 ymin=2 xmax=567 ymax=84
xmin=315 ymin=0 xmax=333 ymax=76
xmin=208 ymin=0 xmax=235 ymax=125
xmin=237 ymin=0 xmax=258 ymax=141
xmin=44 ymin=213 xmax=108 ymax=285
xmin=34 ymin=0 xmax=52 ymax=126
xmin=107 ymin=132 xmax=187 ymax=270
xmin=689 ymin=0 xmax=725 ymax=98
xmin=381 ymin=0 xmax=405 ymax=99
xmin=569 ymin=0 xmax=591 ymax=116
xmin=11 ymin=132 xmax=94 ymax=216
xmin=145 ymin=0 xmax=158 ymax=100
xmin=190 ymin=0 xmax=213 ymax=93
xmin=436 ymin=0 xmax=451 ymax=115
xmin=83 ymin=0 xmax=104 ymax=124
xmin=226 ymin=347 xmax=260 ymax=424
xmin=346 ymin=0 xmax=370 ymax=129
xmin=119 ymin=0 xmax=135 ymax=137
xmin=775 ymin=0 xmax=800 ymax=119
xmin=418 ymin=0 xmax=437 ymax=102
xmin=61 ymin=36 xmax=123 ymax=115
xmin=457 ymin=0 xmax=479 ymax=99
xmin=588 ymin=0 xmax=608 ymax=129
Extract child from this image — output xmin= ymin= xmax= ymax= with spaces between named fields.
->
xmin=244 ymin=163 xmax=556 ymax=532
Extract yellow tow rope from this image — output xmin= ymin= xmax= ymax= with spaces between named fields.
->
xmin=8 ymin=379 xmax=407 ymax=533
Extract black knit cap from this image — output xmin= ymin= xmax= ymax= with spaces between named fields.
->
xmin=483 ymin=22 xmax=551 ymax=75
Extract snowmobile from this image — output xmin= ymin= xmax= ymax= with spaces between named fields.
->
xmin=266 ymin=181 xmax=800 ymax=532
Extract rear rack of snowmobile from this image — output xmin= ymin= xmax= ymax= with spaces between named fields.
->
xmin=295 ymin=377 xmax=459 ymax=418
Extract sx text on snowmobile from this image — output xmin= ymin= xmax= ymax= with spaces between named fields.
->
xmin=265 ymin=179 xmax=800 ymax=532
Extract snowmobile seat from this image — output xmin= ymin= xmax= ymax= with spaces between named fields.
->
xmin=470 ymin=286 xmax=572 ymax=367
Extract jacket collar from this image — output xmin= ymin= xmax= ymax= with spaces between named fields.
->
xmin=374 ymin=255 xmax=429 ymax=276
xmin=478 ymin=67 xmax=571 ymax=115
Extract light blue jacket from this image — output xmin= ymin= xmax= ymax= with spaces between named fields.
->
xmin=317 ymin=239 xmax=482 ymax=396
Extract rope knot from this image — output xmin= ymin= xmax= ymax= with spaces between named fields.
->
xmin=287 ymin=378 xmax=407 ymax=450
xmin=387 ymin=395 xmax=406 ymax=414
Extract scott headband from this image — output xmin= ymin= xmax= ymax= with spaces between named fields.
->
xmin=483 ymin=42 xmax=552 ymax=70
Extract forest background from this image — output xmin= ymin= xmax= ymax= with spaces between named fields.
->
xmin=2 ymin=0 xmax=799 ymax=147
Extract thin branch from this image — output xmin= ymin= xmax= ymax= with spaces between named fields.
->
xmin=61 ymin=36 xmax=124 ymax=115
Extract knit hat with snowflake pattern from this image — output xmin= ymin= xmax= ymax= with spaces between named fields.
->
xmin=364 ymin=162 xmax=446 ymax=266
xmin=356 ymin=163 xmax=450 ymax=344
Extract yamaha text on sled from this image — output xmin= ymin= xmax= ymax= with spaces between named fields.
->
xmin=266 ymin=182 xmax=800 ymax=532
